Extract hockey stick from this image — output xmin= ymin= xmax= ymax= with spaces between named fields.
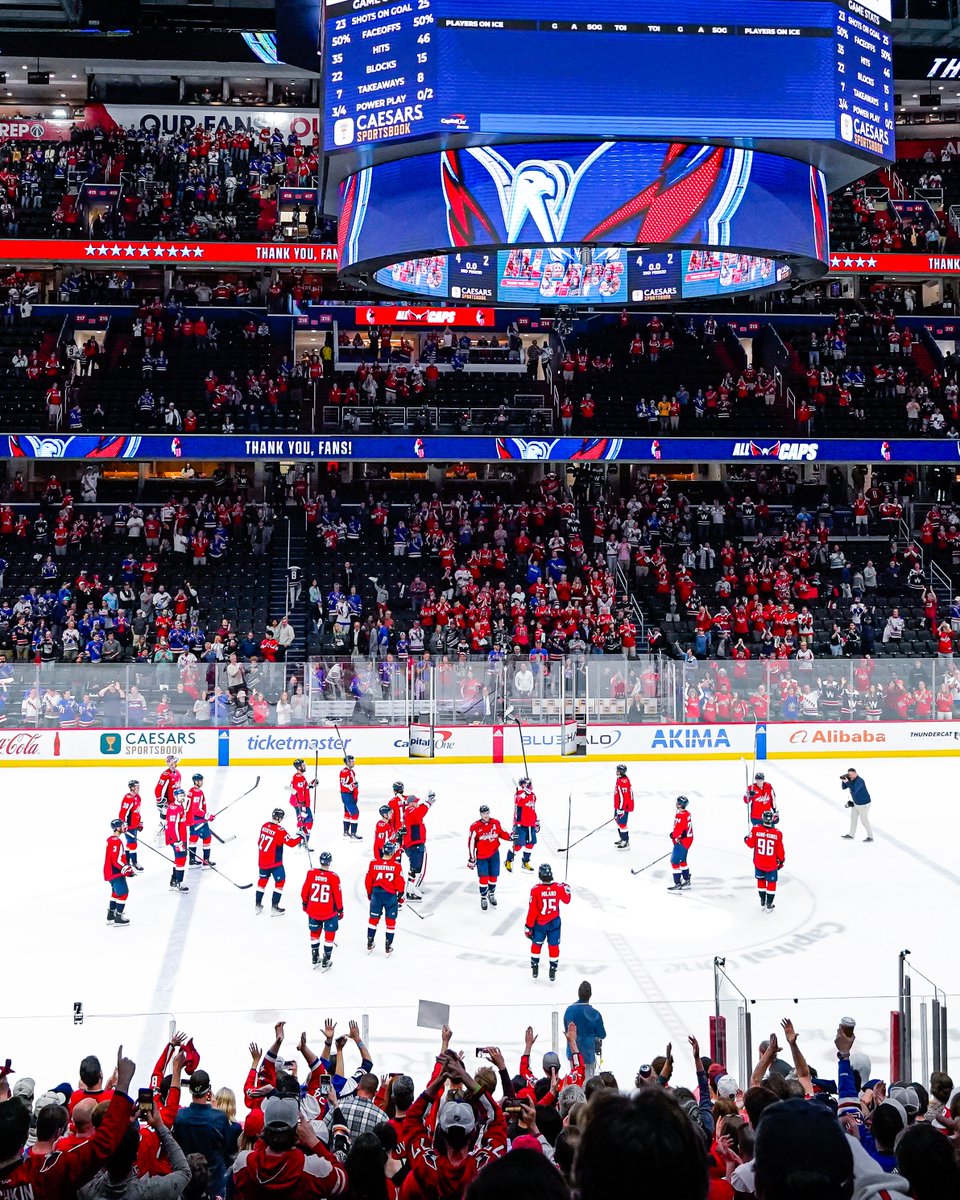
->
xmin=563 ymin=793 xmax=572 ymax=883
xmin=211 ymin=775 xmax=260 ymax=819
xmin=333 ymin=722 xmax=348 ymax=763
xmin=630 ymin=851 xmax=671 ymax=877
xmin=557 ymin=816 xmax=615 ymax=854
xmin=404 ymin=900 xmax=432 ymax=921
xmin=138 ymin=838 xmax=253 ymax=890
xmin=503 ymin=706 xmax=530 ymax=782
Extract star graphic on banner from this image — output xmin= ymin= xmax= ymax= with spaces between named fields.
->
xmin=97 ymin=245 xmax=109 ymax=256
xmin=830 ymin=256 xmax=841 ymax=268
xmin=867 ymin=257 xmax=878 ymax=267
xmin=123 ymin=245 xmax=136 ymax=257
xmin=84 ymin=244 xmax=96 ymax=257
xmin=855 ymin=257 xmax=866 ymax=267
xmin=138 ymin=244 xmax=152 ymax=258
xmin=166 ymin=245 xmax=181 ymax=258
xmin=109 ymin=244 xmax=122 ymax=257
xmin=843 ymin=257 xmax=854 ymax=267
xmin=191 ymin=245 xmax=205 ymax=258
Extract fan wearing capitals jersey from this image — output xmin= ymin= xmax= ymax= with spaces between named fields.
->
xmin=467 ymin=804 xmax=512 ymax=912
xmin=745 ymin=811 xmax=786 ymax=911
xmin=118 ymin=779 xmax=144 ymax=872
xmin=301 ymin=851 xmax=343 ymax=972
xmin=744 ymin=772 xmax=778 ymax=827
xmin=505 ymin=778 xmax=538 ymax=873
xmin=525 ymin=863 xmax=571 ymax=982
xmin=289 ymin=758 xmax=317 ymax=844
xmin=613 ymin=764 xmax=634 ymax=849
xmin=104 ymin=818 xmax=134 ymax=927
xmin=668 ymin=796 xmax=694 ymax=892
xmin=339 ymin=754 xmax=361 ymax=840
xmin=365 ymin=842 xmax=405 ymax=955
xmin=186 ymin=772 xmax=215 ymax=868
xmin=257 ymin=808 xmax=303 ymax=916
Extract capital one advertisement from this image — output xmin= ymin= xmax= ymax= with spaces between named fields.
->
xmin=338 ymin=141 xmax=830 ymax=271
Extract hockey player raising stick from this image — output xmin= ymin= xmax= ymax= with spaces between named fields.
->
xmin=289 ymin=758 xmax=317 ymax=845
xmin=256 ymin=808 xmax=303 ymax=916
xmin=525 ymin=863 xmax=571 ymax=982
xmin=339 ymin=754 xmax=361 ymax=840
xmin=505 ymin=777 xmax=538 ymax=873
xmin=745 ymin=810 xmax=786 ymax=911
xmin=402 ymin=789 xmax=434 ymax=901
xmin=301 ymin=851 xmax=344 ymax=971
xmin=467 ymin=804 xmax=512 ymax=911
xmin=614 ymin=763 xmax=634 ymax=849
xmin=744 ymin=771 xmax=778 ymax=827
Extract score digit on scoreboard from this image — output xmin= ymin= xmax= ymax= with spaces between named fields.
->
xmin=325 ymin=0 xmax=437 ymax=149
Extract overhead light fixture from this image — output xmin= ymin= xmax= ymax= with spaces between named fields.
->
xmin=51 ymin=106 xmax=68 ymax=118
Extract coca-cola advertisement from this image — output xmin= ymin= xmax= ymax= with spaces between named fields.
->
xmin=0 ymin=731 xmax=45 ymax=756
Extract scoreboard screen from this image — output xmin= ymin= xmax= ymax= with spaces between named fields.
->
xmin=324 ymin=0 xmax=893 ymax=164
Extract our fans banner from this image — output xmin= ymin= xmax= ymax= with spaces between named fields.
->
xmin=0 ymin=238 xmax=338 ymax=267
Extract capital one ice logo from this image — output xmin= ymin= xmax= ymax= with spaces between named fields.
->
xmin=466 ymin=144 xmax=614 ymax=243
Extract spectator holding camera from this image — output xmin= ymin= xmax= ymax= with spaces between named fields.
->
xmin=840 ymin=767 xmax=873 ymax=843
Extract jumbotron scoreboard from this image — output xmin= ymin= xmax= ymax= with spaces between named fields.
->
xmin=324 ymin=0 xmax=893 ymax=164
xmin=322 ymin=0 xmax=894 ymax=303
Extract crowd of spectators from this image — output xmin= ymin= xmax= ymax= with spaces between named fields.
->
xmin=3 ymin=1009 xmax=959 ymax=1199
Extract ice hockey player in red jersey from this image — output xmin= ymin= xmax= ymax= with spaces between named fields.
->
xmin=289 ymin=758 xmax=316 ymax=844
xmin=614 ymin=763 xmax=635 ymax=849
xmin=301 ymin=850 xmax=344 ymax=971
xmin=164 ymin=787 xmax=190 ymax=893
xmin=668 ymin=796 xmax=694 ymax=892
xmin=257 ymin=808 xmax=303 ymax=916
xmin=104 ymin=818 xmax=134 ymax=926
xmin=505 ymin=778 xmax=538 ymax=873
xmin=339 ymin=753 xmax=361 ymax=840
xmin=745 ymin=810 xmax=786 ymax=911
xmin=467 ymin=804 xmax=512 ymax=911
xmin=525 ymin=863 xmax=571 ymax=981
xmin=373 ymin=803 xmax=401 ymax=860
xmin=186 ymin=772 xmax=215 ymax=868
xmin=365 ymin=842 xmax=405 ymax=954
xmin=118 ymin=779 xmax=144 ymax=872
xmin=402 ymin=790 xmax=434 ymax=901
xmin=386 ymin=780 xmax=406 ymax=834
xmin=155 ymin=754 xmax=181 ymax=821
xmin=744 ymin=771 xmax=778 ymax=826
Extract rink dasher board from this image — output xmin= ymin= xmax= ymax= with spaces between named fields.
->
xmin=2 ymin=722 xmax=960 ymax=766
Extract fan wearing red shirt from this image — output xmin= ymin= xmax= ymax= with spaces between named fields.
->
xmin=257 ymin=808 xmax=303 ymax=915
xmin=525 ymin=862 xmax=571 ymax=981
xmin=745 ymin=811 xmax=785 ymax=910
xmin=301 ymin=852 xmax=343 ymax=971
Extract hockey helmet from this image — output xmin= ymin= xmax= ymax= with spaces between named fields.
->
xmin=382 ymin=840 xmax=398 ymax=858
xmin=293 ymin=758 xmax=306 ymax=772
xmin=379 ymin=804 xmax=392 ymax=819
xmin=165 ymin=754 xmax=179 ymax=766
xmin=344 ymin=755 xmax=355 ymax=766
xmin=318 ymin=851 xmax=333 ymax=869
xmin=479 ymin=805 xmax=491 ymax=817
xmin=173 ymin=786 xmax=185 ymax=799
xmin=676 ymin=795 xmax=689 ymax=809
xmin=393 ymin=781 xmax=405 ymax=794
xmin=616 ymin=763 xmax=628 ymax=776
xmin=519 ymin=777 xmax=532 ymax=789
xmin=755 ymin=772 xmax=765 ymax=782
xmin=192 ymin=773 xmax=203 ymax=784
xmin=111 ymin=818 xmax=124 ymax=832
xmin=128 ymin=779 xmax=139 ymax=789
xmin=272 ymin=807 xmax=285 ymax=822
xmin=761 ymin=810 xmax=777 ymax=827
xmin=538 ymin=863 xmax=554 ymax=883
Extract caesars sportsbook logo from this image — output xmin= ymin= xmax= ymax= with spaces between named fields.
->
xmin=100 ymin=733 xmax=121 ymax=755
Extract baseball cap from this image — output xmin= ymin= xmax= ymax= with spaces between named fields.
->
xmin=11 ymin=1078 xmax=35 ymax=1102
xmin=876 ymin=1098 xmax=907 ymax=1128
xmin=262 ymin=1097 xmax=299 ymax=1130
xmin=33 ymin=1090 xmax=67 ymax=1113
xmin=187 ymin=1069 xmax=211 ymax=1097
xmin=511 ymin=1133 xmax=543 ymax=1153
xmin=707 ymin=1063 xmax=727 ymax=1083
xmin=541 ymin=1051 xmax=561 ymax=1074
xmin=889 ymin=1085 xmax=920 ymax=1115
xmin=439 ymin=1101 xmax=476 ymax=1134
xmin=716 ymin=1075 xmax=739 ymax=1099
xmin=636 ymin=1064 xmax=653 ymax=1080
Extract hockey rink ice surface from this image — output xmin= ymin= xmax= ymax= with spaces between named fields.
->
xmin=5 ymin=757 xmax=953 ymax=1091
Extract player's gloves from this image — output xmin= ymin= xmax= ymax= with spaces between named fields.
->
xmin=337 ymin=909 xmax=344 ymax=920
xmin=524 ymin=926 xmax=533 ymax=940
xmin=845 ymin=800 xmax=854 ymax=808
xmin=743 ymin=836 xmax=750 ymax=847
xmin=302 ymin=904 xmax=308 ymax=913
xmin=535 ymin=821 xmax=541 ymax=833
xmin=468 ymin=858 xmax=476 ymax=870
